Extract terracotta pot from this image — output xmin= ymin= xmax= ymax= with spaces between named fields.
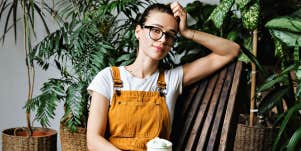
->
xmin=2 ymin=127 xmax=57 ymax=151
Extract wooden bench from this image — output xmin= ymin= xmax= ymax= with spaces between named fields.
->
xmin=171 ymin=61 xmax=243 ymax=151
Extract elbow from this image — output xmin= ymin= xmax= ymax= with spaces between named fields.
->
xmin=87 ymin=139 xmax=95 ymax=151
xmin=87 ymin=135 xmax=97 ymax=151
xmin=232 ymin=43 xmax=241 ymax=58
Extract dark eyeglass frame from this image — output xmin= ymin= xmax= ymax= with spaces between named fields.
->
xmin=142 ymin=25 xmax=177 ymax=43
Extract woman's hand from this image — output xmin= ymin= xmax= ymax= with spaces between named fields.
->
xmin=170 ymin=2 xmax=194 ymax=39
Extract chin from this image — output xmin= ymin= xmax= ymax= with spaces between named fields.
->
xmin=151 ymin=53 xmax=167 ymax=61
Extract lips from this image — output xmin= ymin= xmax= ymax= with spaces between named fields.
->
xmin=153 ymin=46 xmax=163 ymax=52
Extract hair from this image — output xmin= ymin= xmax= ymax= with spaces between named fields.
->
xmin=137 ymin=3 xmax=180 ymax=26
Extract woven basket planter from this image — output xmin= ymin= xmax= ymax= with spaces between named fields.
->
xmin=60 ymin=124 xmax=87 ymax=151
xmin=234 ymin=123 xmax=277 ymax=151
xmin=2 ymin=127 xmax=57 ymax=151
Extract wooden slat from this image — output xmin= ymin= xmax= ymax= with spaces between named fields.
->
xmin=179 ymin=84 xmax=200 ymax=119
xmin=218 ymin=62 xmax=243 ymax=151
xmin=196 ymin=65 xmax=228 ymax=151
xmin=171 ymin=83 xmax=200 ymax=144
xmin=175 ymin=79 xmax=209 ymax=151
xmin=171 ymin=61 xmax=243 ymax=151
xmin=184 ymin=74 xmax=219 ymax=151
xmin=171 ymin=85 xmax=198 ymax=149
xmin=207 ymin=62 xmax=236 ymax=151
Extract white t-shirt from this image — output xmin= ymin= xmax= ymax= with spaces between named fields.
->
xmin=87 ymin=66 xmax=183 ymax=123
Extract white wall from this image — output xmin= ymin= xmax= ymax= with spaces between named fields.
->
xmin=0 ymin=0 xmax=218 ymax=150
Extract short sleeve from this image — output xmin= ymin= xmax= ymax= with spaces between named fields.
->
xmin=87 ymin=67 xmax=113 ymax=101
xmin=165 ymin=66 xmax=183 ymax=95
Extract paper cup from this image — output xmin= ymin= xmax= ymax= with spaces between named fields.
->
xmin=146 ymin=137 xmax=172 ymax=151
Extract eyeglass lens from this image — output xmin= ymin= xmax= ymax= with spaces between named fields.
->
xmin=145 ymin=26 xmax=176 ymax=43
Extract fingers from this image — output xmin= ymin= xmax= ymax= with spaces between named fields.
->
xmin=170 ymin=1 xmax=188 ymax=35
xmin=170 ymin=2 xmax=186 ymax=18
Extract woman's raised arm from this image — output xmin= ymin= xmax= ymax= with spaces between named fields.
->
xmin=182 ymin=30 xmax=240 ymax=86
xmin=170 ymin=2 xmax=240 ymax=87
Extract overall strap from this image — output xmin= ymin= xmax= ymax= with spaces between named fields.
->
xmin=157 ymin=70 xmax=166 ymax=96
xmin=111 ymin=66 xmax=123 ymax=88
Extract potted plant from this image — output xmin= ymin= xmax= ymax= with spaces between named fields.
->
xmin=225 ymin=0 xmax=301 ymax=150
xmin=200 ymin=0 xmax=301 ymax=150
xmin=24 ymin=0 xmax=152 ymax=150
xmin=196 ymin=0 xmax=276 ymax=149
xmin=255 ymin=7 xmax=301 ymax=150
xmin=0 ymin=0 xmax=58 ymax=150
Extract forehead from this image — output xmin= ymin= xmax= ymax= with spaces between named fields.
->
xmin=144 ymin=11 xmax=178 ymax=32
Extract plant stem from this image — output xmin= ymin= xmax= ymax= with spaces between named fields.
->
xmin=250 ymin=29 xmax=258 ymax=126
xmin=22 ymin=0 xmax=33 ymax=136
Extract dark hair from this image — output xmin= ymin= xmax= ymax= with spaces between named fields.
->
xmin=137 ymin=3 xmax=179 ymax=26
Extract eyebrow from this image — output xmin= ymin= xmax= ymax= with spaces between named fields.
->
xmin=150 ymin=23 xmax=177 ymax=34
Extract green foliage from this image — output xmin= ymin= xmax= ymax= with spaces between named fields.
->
xmin=181 ymin=1 xmax=252 ymax=65
xmin=206 ymin=0 xmax=262 ymax=64
xmin=240 ymin=2 xmax=260 ymax=30
xmin=25 ymin=79 xmax=65 ymax=127
xmin=287 ymin=127 xmax=301 ymax=151
xmin=235 ymin=0 xmax=252 ymax=10
xmin=272 ymin=103 xmax=301 ymax=150
xmin=257 ymin=65 xmax=295 ymax=92
xmin=0 ymin=0 xmax=59 ymax=131
xmin=174 ymin=1 xmax=218 ymax=65
xmin=26 ymin=0 xmax=151 ymax=132
xmin=207 ymin=0 xmax=260 ymax=31
xmin=207 ymin=0 xmax=301 ymax=149
xmin=265 ymin=17 xmax=301 ymax=33
xmin=207 ymin=0 xmax=234 ymax=29
xmin=255 ymin=8 xmax=301 ymax=150
xmin=258 ymin=86 xmax=289 ymax=114
xmin=0 ymin=0 xmax=54 ymax=44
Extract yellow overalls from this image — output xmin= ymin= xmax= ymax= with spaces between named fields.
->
xmin=108 ymin=67 xmax=171 ymax=151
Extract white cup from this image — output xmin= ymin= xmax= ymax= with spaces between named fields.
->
xmin=146 ymin=137 xmax=172 ymax=151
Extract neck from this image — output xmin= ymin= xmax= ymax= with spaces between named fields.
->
xmin=126 ymin=55 xmax=159 ymax=79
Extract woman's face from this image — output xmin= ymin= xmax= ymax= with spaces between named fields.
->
xmin=136 ymin=11 xmax=178 ymax=61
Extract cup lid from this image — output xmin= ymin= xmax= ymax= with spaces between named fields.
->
xmin=146 ymin=137 xmax=172 ymax=149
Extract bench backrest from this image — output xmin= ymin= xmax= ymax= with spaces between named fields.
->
xmin=171 ymin=61 xmax=243 ymax=151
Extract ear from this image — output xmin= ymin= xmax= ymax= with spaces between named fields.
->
xmin=135 ymin=25 xmax=142 ymax=39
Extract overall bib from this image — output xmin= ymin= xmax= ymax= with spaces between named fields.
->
xmin=108 ymin=67 xmax=171 ymax=151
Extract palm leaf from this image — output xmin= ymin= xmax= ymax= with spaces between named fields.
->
xmin=12 ymin=0 xmax=17 ymax=42
xmin=33 ymin=2 xmax=50 ymax=34
xmin=258 ymin=86 xmax=289 ymax=114
xmin=25 ymin=78 xmax=65 ymax=127
xmin=287 ymin=127 xmax=301 ymax=151
xmin=240 ymin=45 xmax=268 ymax=77
xmin=258 ymin=64 xmax=296 ymax=92
xmin=272 ymin=103 xmax=301 ymax=150
xmin=63 ymin=83 xmax=85 ymax=132
xmin=0 ymin=0 xmax=56 ymax=44
xmin=2 ymin=1 xmax=14 ymax=44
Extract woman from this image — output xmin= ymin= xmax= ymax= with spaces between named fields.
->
xmin=87 ymin=2 xmax=240 ymax=151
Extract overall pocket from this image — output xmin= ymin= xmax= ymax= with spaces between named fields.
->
xmin=108 ymin=96 xmax=162 ymax=138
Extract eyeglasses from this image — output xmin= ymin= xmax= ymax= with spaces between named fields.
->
xmin=142 ymin=25 xmax=177 ymax=43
